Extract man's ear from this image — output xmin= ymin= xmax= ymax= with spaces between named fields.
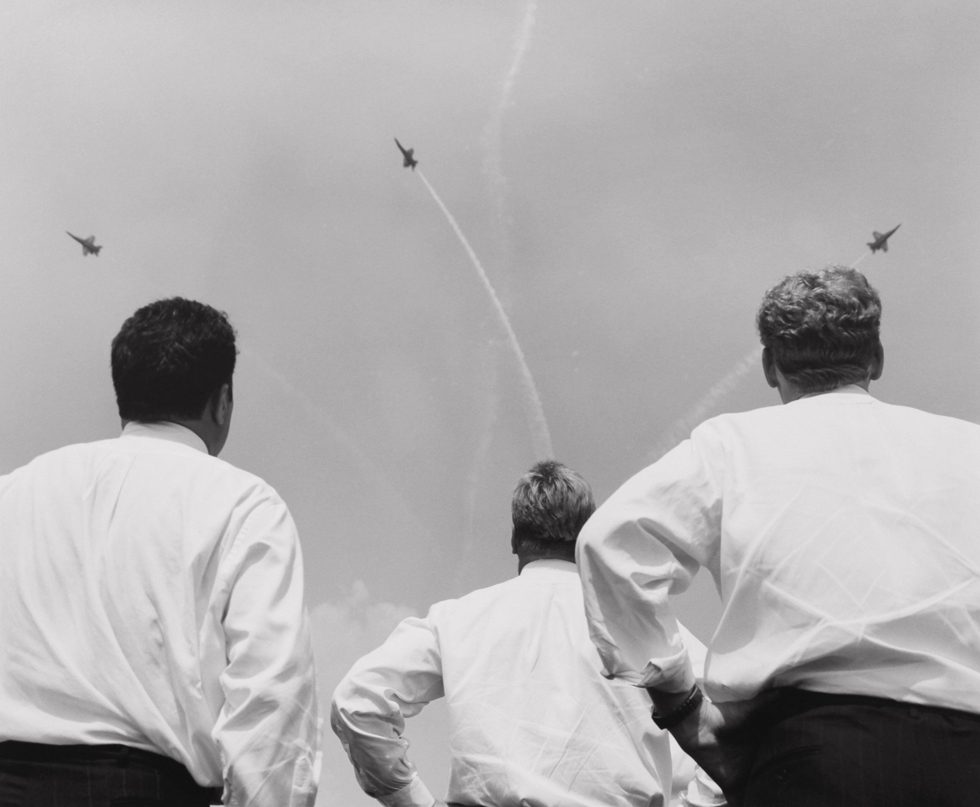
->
xmin=212 ymin=382 xmax=233 ymax=426
xmin=869 ymin=343 xmax=884 ymax=381
xmin=762 ymin=347 xmax=779 ymax=388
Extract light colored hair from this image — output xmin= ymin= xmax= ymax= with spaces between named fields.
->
xmin=511 ymin=460 xmax=595 ymax=551
xmin=757 ymin=266 xmax=882 ymax=393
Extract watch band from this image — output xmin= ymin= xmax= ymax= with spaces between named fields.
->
xmin=650 ymin=684 xmax=704 ymax=730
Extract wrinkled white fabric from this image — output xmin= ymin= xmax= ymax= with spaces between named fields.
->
xmin=0 ymin=422 xmax=320 ymax=806
xmin=332 ymin=559 xmax=693 ymax=807
xmin=578 ymin=387 xmax=980 ymax=710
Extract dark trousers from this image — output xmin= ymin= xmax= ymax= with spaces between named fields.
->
xmin=741 ymin=690 xmax=980 ymax=807
xmin=0 ymin=742 xmax=222 ymax=807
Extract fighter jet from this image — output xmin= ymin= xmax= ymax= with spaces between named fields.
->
xmin=394 ymin=138 xmax=418 ymax=170
xmin=66 ymin=231 xmax=102 ymax=256
xmin=867 ymin=224 xmax=901 ymax=254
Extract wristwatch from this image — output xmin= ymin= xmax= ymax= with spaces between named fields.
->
xmin=650 ymin=684 xmax=704 ymax=730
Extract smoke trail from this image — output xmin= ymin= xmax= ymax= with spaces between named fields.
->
xmin=416 ymin=168 xmax=553 ymax=459
xmin=650 ymin=233 xmax=880 ymax=462
xmin=240 ymin=348 xmax=437 ymax=548
xmin=456 ymin=1 xmax=539 ymax=568
xmin=648 ymin=346 xmax=760 ymax=462
xmin=481 ymin=0 xmax=538 ymax=247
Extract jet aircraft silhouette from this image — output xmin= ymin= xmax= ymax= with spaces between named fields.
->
xmin=394 ymin=138 xmax=418 ymax=170
xmin=66 ymin=231 xmax=102 ymax=256
xmin=867 ymin=224 xmax=900 ymax=254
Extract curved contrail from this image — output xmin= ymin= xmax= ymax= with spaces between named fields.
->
xmin=648 ymin=346 xmax=760 ymax=462
xmin=649 ymin=234 xmax=880 ymax=463
xmin=416 ymin=168 xmax=553 ymax=459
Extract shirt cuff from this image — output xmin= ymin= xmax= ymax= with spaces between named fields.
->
xmin=638 ymin=651 xmax=697 ymax=693
xmin=378 ymin=775 xmax=436 ymax=807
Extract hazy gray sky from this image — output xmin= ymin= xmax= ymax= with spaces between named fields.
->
xmin=3 ymin=2 xmax=978 ymax=803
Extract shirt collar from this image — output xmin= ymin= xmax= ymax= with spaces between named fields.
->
xmin=796 ymin=384 xmax=875 ymax=402
xmin=519 ymin=558 xmax=578 ymax=576
xmin=120 ymin=421 xmax=208 ymax=453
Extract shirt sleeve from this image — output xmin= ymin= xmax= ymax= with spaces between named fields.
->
xmin=213 ymin=495 xmax=321 ymax=807
xmin=330 ymin=615 xmax=446 ymax=807
xmin=576 ymin=434 xmax=723 ymax=692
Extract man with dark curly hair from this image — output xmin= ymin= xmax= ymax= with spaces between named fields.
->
xmin=576 ymin=267 xmax=980 ymax=806
xmin=0 ymin=298 xmax=320 ymax=806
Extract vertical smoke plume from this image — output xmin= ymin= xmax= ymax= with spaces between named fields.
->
xmin=481 ymin=0 xmax=538 ymax=253
xmin=416 ymin=168 xmax=553 ymax=459
xmin=458 ymin=0 xmax=542 ymax=557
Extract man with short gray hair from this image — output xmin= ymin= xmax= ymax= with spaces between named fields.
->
xmin=577 ymin=266 xmax=980 ymax=806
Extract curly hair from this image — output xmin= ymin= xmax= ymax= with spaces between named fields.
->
xmin=511 ymin=460 xmax=595 ymax=553
xmin=111 ymin=297 xmax=238 ymax=422
xmin=756 ymin=266 xmax=881 ymax=394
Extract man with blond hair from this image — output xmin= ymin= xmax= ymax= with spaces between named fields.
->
xmin=333 ymin=460 xmax=716 ymax=806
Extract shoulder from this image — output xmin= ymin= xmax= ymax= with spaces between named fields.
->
xmin=197 ymin=460 xmax=299 ymax=553
xmin=205 ymin=454 xmax=287 ymax=504
xmin=692 ymin=401 xmax=787 ymax=439
xmin=1 ymin=437 xmax=116 ymax=482
xmin=115 ymin=431 xmax=291 ymax=510
xmin=120 ymin=433 xmax=296 ymax=530
xmin=877 ymin=399 xmax=980 ymax=429
xmin=426 ymin=577 xmax=516 ymax=622
xmin=427 ymin=570 xmax=582 ymax=634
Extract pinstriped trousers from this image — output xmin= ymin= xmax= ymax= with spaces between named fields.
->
xmin=741 ymin=690 xmax=980 ymax=807
xmin=0 ymin=742 xmax=222 ymax=807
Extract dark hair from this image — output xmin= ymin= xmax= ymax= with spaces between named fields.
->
xmin=111 ymin=297 xmax=238 ymax=422
xmin=511 ymin=460 xmax=595 ymax=554
xmin=757 ymin=266 xmax=882 ymax=394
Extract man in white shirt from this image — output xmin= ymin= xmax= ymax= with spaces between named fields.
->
xmin=0 ymin=298 xmax=320 ymax=806
xmin=332 ymin=460 xmax=720 ymax=807
xmin=577 ymin=266 xmax=980 ymax=806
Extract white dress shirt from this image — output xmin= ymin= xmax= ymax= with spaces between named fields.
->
xmin=577 ymin=387 xmax=980 ymax=711
xmin=332 ymin=559 xmax=693 ymax=807
xmin=0 ymin=422 xmax=320 ymax=806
